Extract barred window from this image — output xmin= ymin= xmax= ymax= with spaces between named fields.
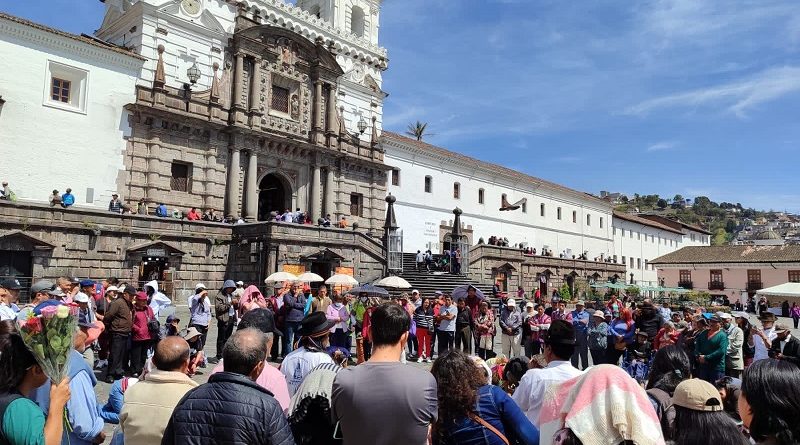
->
xmin=170 ymin=161 xmax=192 ymax=192
xmin=271 ymin=85 xmax=290 ymax=113
xmin=350 ymin=193 xmax=363 ymax=217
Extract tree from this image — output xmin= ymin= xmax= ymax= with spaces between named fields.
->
xmin=673 ymin=194 xmax=684 ymax=204
xmin=657 ymin=198 xmax=668 ymax=209
xmin=725 ymin=219 xmax=737 ymax=233
xmin=712 ymin=228 xmax=728 ymax=246
xmin=405 ymin=121 xmax=431 ymax=141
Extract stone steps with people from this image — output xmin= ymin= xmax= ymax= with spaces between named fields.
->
xmin=396 ymin=252 xmax=496 ymax=302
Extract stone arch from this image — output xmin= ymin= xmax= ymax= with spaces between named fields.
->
xmin=257 ymin=171 xmax=294 ymax=221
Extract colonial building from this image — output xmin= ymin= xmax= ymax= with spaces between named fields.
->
xmin=0 ymin=12 xmax=144 ymax=207
xmin=94 ymin=0 xmax=389 ymax=229
xmin=651 ymin=245 xmax=800 ymax=301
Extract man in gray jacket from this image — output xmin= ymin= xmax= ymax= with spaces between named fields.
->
xmin=722 ymin=311 xmax=744 ymax=378
xmin=499 ymin=298 xmax=523 ymax=358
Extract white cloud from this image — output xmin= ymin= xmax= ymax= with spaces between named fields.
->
xmin=625 ymin=66 xmax=800 ymax=117
xmin=647 ymin=141 xmax=677 ymax=152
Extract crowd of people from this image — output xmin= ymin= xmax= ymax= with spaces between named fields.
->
xmin=1 ymin=273 xmax=800 ymax=445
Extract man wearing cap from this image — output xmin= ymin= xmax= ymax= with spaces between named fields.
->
xmin=280 ymin=311 xmax=335 ymax=396
xmin=23 ymin=280 xmax=64 ymax=312
xmin=570 ymin=301 xmax=590 ymax=370
xmin=719 ymin=312 xmax=744 ymax=378
xmin=105 ymin=285 xmax=136 ymax=383
xmin=189 ymin=283 xmax=212 ymax=364
xmin=513 ymin=320 xmax=582 ymax=426
xmin=233 ymin=280 xmax=246 ymax=299
xmin=0 ymin=278 xmax=23 ymax=313
xmin=435 ymin=295 xmax=458 ymax=356
xmin=769 ymin=322 xmax=800 ymax=366
xmin=108 ymin=193 xmax=123 ymax=213
xmin=215 ymin=280 xmax=240 ymax=363
xmin=751 ymin=311 xmax=778 ymax=362
xmin=671 ymin=378 xmax=725 ymax=416
xmin=499 ymin=298 xmax=523 ymax=358
xmin=694 ymin=314 xmax=729 ymax=383
xmin=165 ymin=314 xmax=181 ymax=336
xmin=211 ymin=309 xmax=290 ymax=411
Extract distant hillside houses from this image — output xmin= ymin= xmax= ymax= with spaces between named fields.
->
xmin=734 ymin=212 xmax=800 ymax=246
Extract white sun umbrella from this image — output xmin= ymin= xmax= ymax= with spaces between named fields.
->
xmin=375 ymin=276 xmax=412 ymax=289
xmin=297 ymin=272 xmax=325 ymax=283
xmin=264 ymin=271 xmax=298 ymax=283
xmin=325 ymin=274 xmax=359 ymax=286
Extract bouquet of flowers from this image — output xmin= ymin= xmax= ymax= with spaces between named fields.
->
xmin=16 ymin=304 xmax=79 ymax=381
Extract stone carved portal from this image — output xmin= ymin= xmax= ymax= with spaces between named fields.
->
xmin=258 ymin=173 xmax=291 ymax=221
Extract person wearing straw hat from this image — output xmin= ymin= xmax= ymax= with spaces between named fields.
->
xmin=280 ymin=312 xmax=335 ymax=396
xmin=751 ymin=311 xmax=777 ymax=362
xmin=768 ymin=322 xmax=800 ymax=366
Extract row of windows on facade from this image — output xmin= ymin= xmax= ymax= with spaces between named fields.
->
xmin=170 ymin=160 xmax=367 ymax=217
xmin=678 ymin=270 xmax=800 ymax=286
xmin=618 ymin=256 xmax=654 ymax=271
xmin=614 ymin=228 xmax=677 ymax=247
xmin=304 ymin=4 xmax=368 ymax=38
xmin=397 ymin=171 xmax=604 ymax=228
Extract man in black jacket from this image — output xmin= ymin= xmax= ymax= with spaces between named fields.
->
xmin=769 ymin=322 xmax=800 ymax=367
xmin=162 ymin=328 xmax=294 ymax=445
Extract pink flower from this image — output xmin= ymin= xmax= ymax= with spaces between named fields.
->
xmin=39 ymin=305 xmax=58 ymax=318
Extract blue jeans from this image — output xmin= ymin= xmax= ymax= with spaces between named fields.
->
xmin=283 ymin=321 xmax=301 ymax=355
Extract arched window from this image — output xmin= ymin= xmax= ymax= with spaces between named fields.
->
xmin=453 ymin=182 xmax=460 ymax=199
xmin=424 ymin=175 xmax=432 ymax=193
xmin=350 ymin=6 xmax=365 ymax=37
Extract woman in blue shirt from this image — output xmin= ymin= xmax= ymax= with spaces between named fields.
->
xmin=606 ymin=308 xmax=636 ymax=365
xmin=431 ymin=349 xmax=539 ymax=445
xmin=0 ymin=321 xmax=71 ymax=445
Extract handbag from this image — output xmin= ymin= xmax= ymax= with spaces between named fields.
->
xmin=146 ymin=311 xmax=161 ymax=340
xmin=468 ymin=413 xmax=509 ymax=445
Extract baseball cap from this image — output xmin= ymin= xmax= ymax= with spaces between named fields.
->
xmin=592 ymin=310 xmax=605 ymax=318
xmin=236 ymin=280 xmax=244 ymax=286
xmin=774 ymin=322 xmax=791 ymax=334
xmin=79 ymin=279 xmax=95 ymax=288
xmin=717 ymin=312 xmax=732 ymax=320
xmin=106 ymin=285 xmax=119 ymax=293
xmin=135 ymin=291 xmax=148 ymax=301
xmin=0 ymin=278 xmax=22 ymax=290
xmin=411 ymin=289 xmax=419 ymax=295
xmin=731 ymin=311 xmax=749 ymax=319
xmin=195 ymin=283 xmax=207 ymax=291
xmin=576 ymin=300 xmax=585 ymax=306
xmin=73 ymin=292 xmax=90 ymax=303
xmin=672 ymin=379 xmax=723 ymax=412
xmin=30 ymin=280 xmax=57 ymax=295
xmin=122 ymin=285 xmax=137 ymax=295
xmin=68 ymin=277 xmax=80 ymax=285
xmin=434 ymin=290 xmax=443 ymax=297
xmin=166 ymin=315 xmax=181 ymax=324
xmin=526 ymin=302 xmax=534 ymax=308
xmin=507 ymin=298 xmax=517 ymax=307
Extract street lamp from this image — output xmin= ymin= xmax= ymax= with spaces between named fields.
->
xmin=357 ymin=116 xmax=368 ymax=134
xmin=187 ymin=62 xmax=201 ymax=85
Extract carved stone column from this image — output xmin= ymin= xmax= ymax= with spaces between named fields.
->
xmin=310 ymin=164 xmax=321 ymax=222
xmin=146 ymin=137 xmax=161 ymax=203
xmin=313 ymin=80 xmax=324 ymax=144
xmin=232 ymin=52 xmax=245 ymax=109
xmin=225 ymin=146 xmax=241 ymax=217
xmin=324 ymin=167 xmax=335 ymax=219
xmin=244 ymin=150 xmax=258 ymax=221
xmin=326 ymin=84 xmax=337 ymax=148
xmin=249 ymin=57 xmax=261 ymax=112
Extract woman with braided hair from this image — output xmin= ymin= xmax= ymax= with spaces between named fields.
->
xmin=739 ymin=359 xmax=800 ymax=445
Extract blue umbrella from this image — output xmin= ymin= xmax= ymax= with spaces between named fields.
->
xmin=347 ymin=284 xmax=389 ymax=298
xmin=452 ymin=284 xmax=485 ymax=301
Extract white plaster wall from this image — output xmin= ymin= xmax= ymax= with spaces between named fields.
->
xmin=0 ymin=24 xmax=141 ymax=208
xmin=385 ymin=147 xmax=614 ymax=257
xmin=612 ymin=219 xmax=683 ymax=286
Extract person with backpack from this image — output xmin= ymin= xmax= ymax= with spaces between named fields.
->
xmin=0 ymin=321 xmax=72 ymax=445
xmin=130 ymin=292 xmax=155 ymax=377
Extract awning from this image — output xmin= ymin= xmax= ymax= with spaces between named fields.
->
xmin=756 ymin=282 xmax=800 ymax=298
xmin=301 ymin=249 xmax=344 ymax=262
xmin=126 ymin=241 xmax=186 ymax=257
xmin=0 ymin=230 xmax=56 ymax=249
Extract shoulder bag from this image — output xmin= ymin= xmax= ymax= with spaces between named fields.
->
xmin=468 ymin=413 xmax=509 ymax=445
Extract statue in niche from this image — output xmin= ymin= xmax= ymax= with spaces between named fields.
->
xmin=279 ymin=39 xmax=297 ymax=67
xmin=290 ymin=94 xmax=300 ymax=120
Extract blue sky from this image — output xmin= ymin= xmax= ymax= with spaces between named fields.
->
xmin=3 ymin=0 xmax=799 ymax=211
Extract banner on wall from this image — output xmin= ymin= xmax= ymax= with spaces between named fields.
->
xmin=282 ymin=264 xmax=306 ymax=275
xmin=335 ymin=267 xmax=354 ymax=276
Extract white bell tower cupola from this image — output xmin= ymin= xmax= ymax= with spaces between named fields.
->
xmin=297 ymin=0 xmax=382 ymax=45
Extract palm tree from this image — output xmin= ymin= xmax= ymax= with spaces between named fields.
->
xmin=406 ymin=121 xmax=431 ymax=141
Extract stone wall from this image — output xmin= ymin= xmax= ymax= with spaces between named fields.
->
xmin=469 ymin=244 xmax=626 ymax=297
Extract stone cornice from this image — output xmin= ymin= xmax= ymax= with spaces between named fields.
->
xmin=239 ymin=0 xmax=388 ymax=69
xmin=0 ymin=14 xmax=145 ymax=70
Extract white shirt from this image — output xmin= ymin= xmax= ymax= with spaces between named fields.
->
xmin=512 ymin=360 xmax=584 ymax=426
xmin=416 ymin=252 xmax=424 ymax=262
xmin=0 ymin=303 xmax=16 ymax=321
xmin=753 ymin=326 xmax=777 ymax=361
xmin=280 ymin=347 xmax=334 ymax=396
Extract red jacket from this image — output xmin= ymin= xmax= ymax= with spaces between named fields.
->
xmin=132 ymin=305 xmax=154 ymax=341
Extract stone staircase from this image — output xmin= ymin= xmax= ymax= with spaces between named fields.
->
xmin=395 ymin=253 xmax=496 ymax=303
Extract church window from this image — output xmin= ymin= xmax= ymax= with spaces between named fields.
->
xmin=170 ymin=161 xmax=192 ymax=193
xmin=51 ymin=78 xmax=70 ymax=103
xmin=557 ymin=207 xmax=562 ymax=220
xmin=453 ymin=182 xmax=460 ymax=199
xmin=391 ymin=169 xmax=400 ymax=186
xmin=572 ymin=211 xmax=577 ymax=223
xmin=600 ymin=217 xmax=604 ymax=228
xmin=540 ymin=203 xmax=545 ymax=217
xmin=586 ymin=214 xmax=591 ymax=226
xmin=478 ymin=188 xmax=485 ymax=204
xmin=424 ymin=176 xmax=432 ymax=193
xmin=350 ymin=6 xmax=365 ymax=37
xmin=271 ymin=85 xmax=290 ymax=113
xmin=350 ymin=193 xmax=363 ymax=217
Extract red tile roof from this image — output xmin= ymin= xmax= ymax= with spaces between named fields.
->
xmin=381 ymin=131 xmax=608 ymax=205
xmin=612 ymin=211 xmax=685 ymax=235
xmin=651 ymin=245 xmax=800 ymax=265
